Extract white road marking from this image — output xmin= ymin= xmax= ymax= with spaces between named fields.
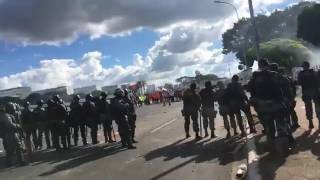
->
xmin=150 ymin=118 xmax=177 ymax=133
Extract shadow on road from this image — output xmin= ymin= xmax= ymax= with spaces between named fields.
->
xmin=144 ymin=136 xmax=246 ymax=180
xmin=0 ymin=142 xmax=127 ymax=176
xmin=255 ymin=129 xmax=320 ymax=180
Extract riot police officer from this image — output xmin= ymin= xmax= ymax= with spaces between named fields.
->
xmin=225 ymin=75 xmax=248 ymax=137
xmin=51 ymin=95 xmax=69 ymax=150
xmin=7 ymin=103 xmax=25 ymax=150
xmin=278 ymin=67 xmax=300 ymax=130
xmin=0 ymin=104 xmax=27 ymax=167
xmin=124 ymin=89 xmax=138 ymax=143
xmin=34 ymin=99 xmax=51 ymax=149
xmin=110 ymin=88 xmax=136 ymax=149
xmin=83 ymin=94 xmax=99 ymax=144
xmin=182 ymin=83 xmax=201 ymax=140
xmin=248 ymin=59 xmax=295 ymax=146
xmin=70 ymin=95 xmax=87 ymax=145
xmin=298 ymin=61 xmax=320 ymax=129
xmin=97 ymin=92 xmax=115 ymax=143
xmin=21 ymin=101 xmax=38 ymax=158
xmin=214 ymin=81 xmax=236 ymax=138
xmin=199 ymin=81 xmax=216 ymax=138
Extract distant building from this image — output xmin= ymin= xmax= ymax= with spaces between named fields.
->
xmin=32 ymin=86 xmax=73 ymax=102
xmin=101 ymin=85 xmax=118 ymax=95
xmin=121 ymin=84 xmax=129 ymax=89
xmin=34 ymin=86 xmax=70 ymax=95
xmin=74 ymin=85 xmax=97 ymax=95
xmin=164 ymin=83 xmax=173 ymax=90
xmin=0 ymin=87 xmax=32 ymax=99
xmin=146 ymin=84 xmax=156 ymax=93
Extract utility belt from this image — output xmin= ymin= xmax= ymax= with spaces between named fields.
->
xmin=251 ymin=98 xmax=284 ymax=114
xmin=181 ymin=107 xmax=198 ymax=116
xmin=201 ymin=107 xmax=217 ymax=118
xmin=219 ymin=105 xmax=229 ymax=116
xmin=99 ymin=113 xmax=108 ymax=122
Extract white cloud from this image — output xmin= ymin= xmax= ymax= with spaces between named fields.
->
xmin=0 ymin=48 xmax=239 ymax=90
xmin=0 ymin=0 xmax=288 ymax=45
xmin=0 ymin=0 xmax=290 ymax=90
xmin=0 ymin=51 xmax=148 ymax=90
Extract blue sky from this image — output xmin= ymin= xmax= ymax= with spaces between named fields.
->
xmin=0 ymin=29 xmax=159 ymax=76
xmin=0 ymin=0 xmax=303 ymax=90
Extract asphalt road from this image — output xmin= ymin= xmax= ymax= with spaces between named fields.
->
xmin=0 ymin=102 xmax=247 ymax=180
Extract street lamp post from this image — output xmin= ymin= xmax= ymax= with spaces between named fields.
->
xmin=213 ymin=0 xmax=248 ymax=69
xmin=248 ymin=0 xmax=261 ymax=62
xmin=213 ymin=1 xmax=240 ymax=21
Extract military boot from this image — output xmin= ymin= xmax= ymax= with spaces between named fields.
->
xmin=211 ymin=131 xmax=216 ymax=139
xmin=308 ymin=119 xmax=314 ymax=130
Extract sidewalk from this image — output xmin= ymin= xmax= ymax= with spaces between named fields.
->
xmin=247 ymin=98 xmax=320 ymax=180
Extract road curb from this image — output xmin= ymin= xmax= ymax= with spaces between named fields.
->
xmin=245 ymin=133 xmax=261 ymax=180
xmin=241 ymin=115 xmax=262 ymax=180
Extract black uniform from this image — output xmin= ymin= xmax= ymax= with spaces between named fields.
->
xmin=33 ymin=104 xmax=51 ymax=149
xmin=83 ymin=100 xmax=99 ymax=144
xmin=199 ymin=87 xmax=216 ymax=138
xmin=298 ymin=69 xmax=320 ymax=128
xmin=49 ymin=101 xmax=69 ymax=150
xmin=70 ymin=100 xmax=87 ymax=145
xmin=248 ymin=70 xmax=294 ymax=144
xmin=0 ymin=112 xmax=26 ymax=167
xmin=225 ymin=81 xmax=247 ymax=136
xmin=21 ymin=103 xmax=38 ymax=156
xmin=214 ymin=85 xmax=236 ymax=137
xmin=182 ymin=88 xmax=201 ymax=138
xmin=282 ymin=75 xmax=299 ymax=129
xmin=124 ymin=93 xmax=137 ymax=142
xmin=97 ymin=97 xmax=114 ymax=143
xmin=110 ymin=96 xmax=134 ymax=148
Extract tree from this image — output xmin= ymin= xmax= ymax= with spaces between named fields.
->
xmin=297 ymin=4 xmax=320 ymax=46
xmin=246 ymin=38 xmax=311 ymax=69
xmin=222 ymin=1 xmax=315 ymax=66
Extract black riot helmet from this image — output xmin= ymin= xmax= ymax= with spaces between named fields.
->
xmin=52 ymin=94 xmax=61 ymax=102
xmin=37 ymin=99 xmax=44 ymax=106
xmin=270 ymin=63 xmax=279 ymax=72
xmin=101 ymin=91 xmax=108 ymax=98
xmin=6 ymin=102 xmax=16 ymax=114
xmin=114 ymin=88 xmax=124 ymax=97
xmin=205 ymin=81 xmax=212 ymax=89
xmin=123 ymin=88 xmax=130 ymax=96
xmin=46 ymin=99 xmax=54 ymax=107
xmin=23 ymin=101 xmax=30 ymax=108
xmin=258 ymin=58 xmax=270 ymax=70
xmin=190 ymin=83 xmax=197 ymax=91
xmin=74 ymin=94 xmax=81 ymax=101
xmin=232 ymin=75 xmax=239 ymax=82
xmin=85 ymin=94 xmax=93 ymax=101
xmin=302 ymin=61 xmax=310 ymax=70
